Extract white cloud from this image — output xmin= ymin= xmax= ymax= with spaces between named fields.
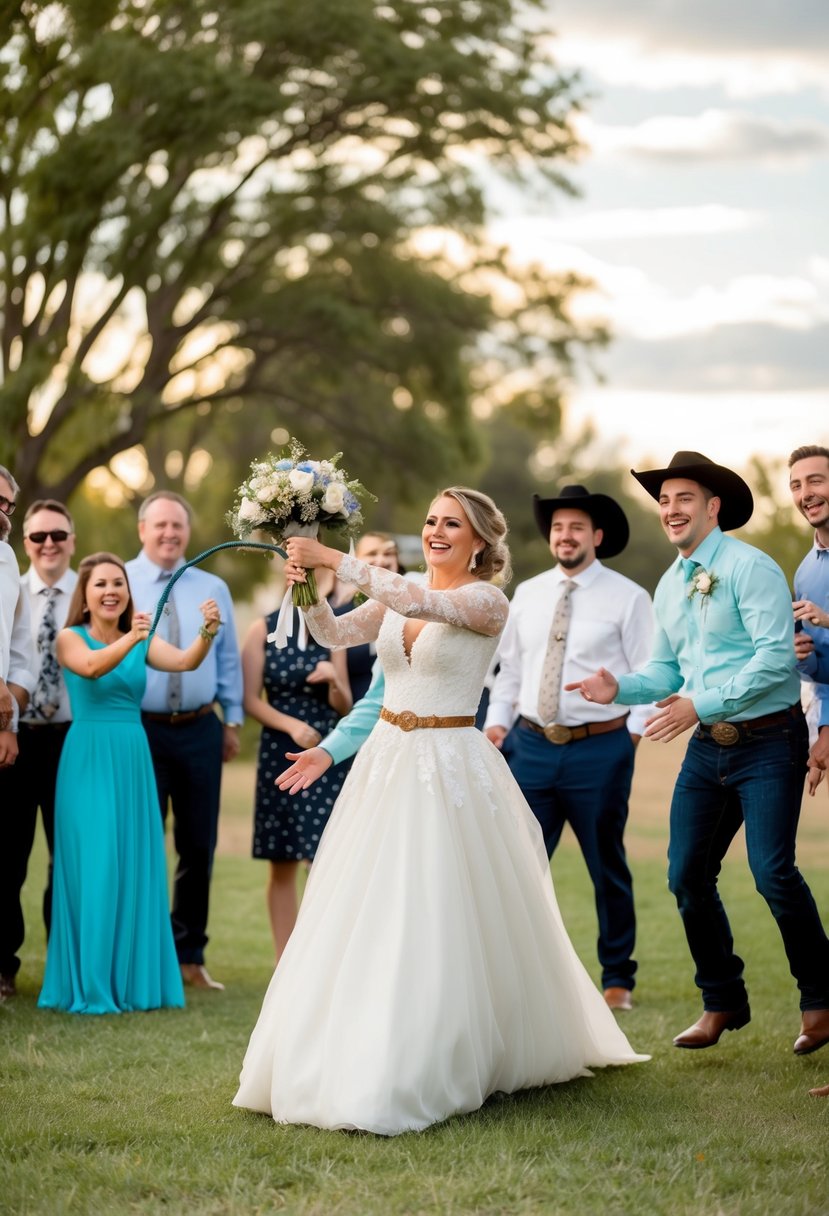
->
xmin=563 ymin=390 xmax=829 ymax=469
xmin=491 ymin=205 xmax=762 ymax=247
xmin=549 ymin=32 xmax=829 ymax=99
xmin=582 ymin=110 xmax=829 ymax=165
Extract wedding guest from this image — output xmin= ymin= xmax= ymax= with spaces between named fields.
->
xmin=567 ymin=452 xmax=829 ymax=1055
xmin=126 ymin=492 xmax=243 ymax=992
xmin=787 ymin=443 xmax=829 ymax=1099
xmin=39 ymin=553 xmax=222 ymax=1014
xmin=484 ymin=486 xmax=654 ymax=1011
xmin=789 ymin=445 xmax=829 ymax=793
xmin=275 ymin=663 xmax=385 ymax=795
xmin=242 ymin=589 xmax=351 ymax=959
xmin=234 ymin=487 xmax=646 ymax=1136
xmin=329 ymin=532 xmax=405 ymax=702
xmin=0 ymin=500 xmax=76 ymax=994
xmin=0 ymin=465 xmax=36 ymax=1001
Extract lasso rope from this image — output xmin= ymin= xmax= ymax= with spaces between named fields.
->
xmin=148 ymin=540 xmax=286 ymax=636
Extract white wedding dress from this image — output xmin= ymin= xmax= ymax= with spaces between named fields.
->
xmin=233 ymin=558 xmax=647 ymax=1135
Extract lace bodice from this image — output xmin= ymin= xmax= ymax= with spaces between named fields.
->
xmin=304 ymin=556 xmax=508 ymax=717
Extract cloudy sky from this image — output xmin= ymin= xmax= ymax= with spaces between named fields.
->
xmin=491 ymin=0 xmax=828 ymax=470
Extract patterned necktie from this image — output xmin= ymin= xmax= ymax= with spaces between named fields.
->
xmin=163 ymin=576 xmax=183 ymax=712
xmin=31 ymin=587 xmax=62 ymax=720
xmin=537 ymin=579 xmax=575 ymax=725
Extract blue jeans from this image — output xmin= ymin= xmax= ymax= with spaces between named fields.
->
xmin=507 ymin=720 xmax=637 ymax=991
xmin=668 ymin=712 xmax=829 ymax=1012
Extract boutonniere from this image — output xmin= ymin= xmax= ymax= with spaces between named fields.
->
xmin=688 ymin=568 xmax=719 ymax=601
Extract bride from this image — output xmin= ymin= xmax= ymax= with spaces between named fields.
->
xmin=233 ymin=487 xmax=647 ymax=1135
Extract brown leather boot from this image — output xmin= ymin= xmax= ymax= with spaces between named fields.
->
xmin=673 ymin=1005 xmax=750 ymax=1049
xmin=793 ymin=1009 xmax=829 ymax=1055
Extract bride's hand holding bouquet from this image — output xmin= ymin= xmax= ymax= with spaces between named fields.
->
xmin=284 ymin=537 xmax=343 ymax=586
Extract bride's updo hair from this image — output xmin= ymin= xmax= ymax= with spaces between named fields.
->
xmin=437 ymin=486 xmax=512 ymax=586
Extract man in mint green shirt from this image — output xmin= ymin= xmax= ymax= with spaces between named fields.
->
xmin=568 ymin=451 xmax=829 ymax=1058
xmin=276 ymin=665 xmax=385 ymax=794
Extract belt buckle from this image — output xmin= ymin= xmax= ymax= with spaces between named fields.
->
xmin=710 ymin=721 xmax=740 ymax=746
xmin=396 ymin=710 xmax=419 ymax=732
xmin=544 ymin=723 xmax=572 ymax=745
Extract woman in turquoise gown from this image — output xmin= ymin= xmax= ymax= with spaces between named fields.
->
xmin=38 ymin=552 xmax=222 ymax=1015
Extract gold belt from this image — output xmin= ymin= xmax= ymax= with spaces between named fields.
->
xmin=380 ymin=707 xmax=476 ymax=732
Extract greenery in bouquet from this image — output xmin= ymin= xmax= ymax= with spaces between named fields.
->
xmin=227 ymin=439 xmax=375 ymax=607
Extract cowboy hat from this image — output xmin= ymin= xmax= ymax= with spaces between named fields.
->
xmin=533 ymin=485 xmax=629 ymax=558
xmin=630 ymin=451 xmax=753 ymax=531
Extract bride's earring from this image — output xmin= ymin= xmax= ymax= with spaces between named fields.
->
xmin=468 ymin=549 xmax=480 ymax=573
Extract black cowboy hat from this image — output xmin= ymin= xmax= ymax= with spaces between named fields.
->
xmin=630 ymin=451 xmax=753 ymax=531
xmin=533 ymin=485 xmax=629 ymax=558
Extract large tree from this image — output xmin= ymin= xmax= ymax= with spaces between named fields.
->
xmin=0 ymin=0 xmax=603 ymax=509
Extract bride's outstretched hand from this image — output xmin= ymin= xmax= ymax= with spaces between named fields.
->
xmin=276 ymin=747 xmax=334 ymax=794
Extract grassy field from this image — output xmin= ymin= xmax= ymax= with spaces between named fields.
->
xmin=2 ymin=735 xmax=829 ymax=1215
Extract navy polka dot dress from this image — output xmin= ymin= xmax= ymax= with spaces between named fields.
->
xmin=252 ymin=612 xmax=345 ymax=862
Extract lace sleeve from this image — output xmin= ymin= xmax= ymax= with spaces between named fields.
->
xmin=302 ymin=597 xmax=386 ymax=649
xmin=335 ymin=555 xmax=508 ymax=637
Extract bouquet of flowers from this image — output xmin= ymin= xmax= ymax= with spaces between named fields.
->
xmin=227 ymin=439 xmax=374 ymax=609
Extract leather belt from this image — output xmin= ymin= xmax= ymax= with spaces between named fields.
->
xmin=20 ymin=720 xmax=71 ymax=731
xmin=696 ymin=703 xmax=803 ymax=747
xmin=380 ymin=707 xmax=475 ymax=732
xmin=520 ymin=713 xmax=629 ymax=745
xmin=142 ymin=703 xmax=215 ymax=726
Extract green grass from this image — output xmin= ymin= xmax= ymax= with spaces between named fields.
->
xmin=2 ymin=753 xmax=829 ymax=1216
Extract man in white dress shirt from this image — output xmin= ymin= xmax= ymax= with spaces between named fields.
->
xmin=0 ymin=466 xmax=37 ymax=1000
xmin=485 ymin=485 xmax=653 ymax=1010
xmin=0 ymin=499 xmax=77 ymax=997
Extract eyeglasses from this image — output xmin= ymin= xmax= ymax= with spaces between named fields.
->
xmin=0 ymin=496 xmax=16 ymax=517
xmin=26 ymin=530 xmax=71 ymax=544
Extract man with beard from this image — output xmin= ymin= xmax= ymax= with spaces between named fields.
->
xmin=568 ymin=452 xmax=829 ymax=1057
xmin=0 ymin=465 xmax=36 ymax=1000
xmin=788 ymin=443 xmax=829 ymax=1098
xmin=484 ymin=485 xmax=654 ymax=1011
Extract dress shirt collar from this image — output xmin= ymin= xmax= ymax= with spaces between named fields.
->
xmin=131 ymin=548 xmax=186 ymax=581
xmin=676 ymin=526 xmax=723 ymax=574
xmin=25 ymin=566 xmax=76 ymax=596
xmin=551 ymin=557 xmax=602 ymax=591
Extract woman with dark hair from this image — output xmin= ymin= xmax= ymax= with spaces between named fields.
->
xmin=39 ymin=552 xmax=221 ymax=1015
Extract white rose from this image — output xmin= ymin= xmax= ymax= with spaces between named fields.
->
xmin=239 ymin=497 xmax=265 ymax=524
xmin=321 ymin=482 xmax=346 ymax=513
xmin=696 ymin=572 xmax=712 ymax=593
xmin=256 ymin=483 xmax=277 ymax=502
xmin=289 ymin=468 xmax=315 ymax=494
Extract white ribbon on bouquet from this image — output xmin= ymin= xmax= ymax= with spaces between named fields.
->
xmin=267 ymin=522 xmax=319 ymax=650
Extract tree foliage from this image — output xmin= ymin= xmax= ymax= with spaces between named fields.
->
xmin=0 ymin=0 xmax=604 ymax=513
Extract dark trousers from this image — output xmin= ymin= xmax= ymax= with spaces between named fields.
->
xmin=0 ymin=721 xmax=68 ymax=976
xmin=506 ymin=720 xmax=637 ymax=991
xmin=142 ymin=711 xmax=224 ymax=965
xmin=668 ymin=712 xmax=829 ymax=1012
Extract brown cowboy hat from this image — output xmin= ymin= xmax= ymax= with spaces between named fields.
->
xmin=630 ymin=451 xmax=753 ymax=531
xmin=533 ymin=485 xmax=629 ymax=558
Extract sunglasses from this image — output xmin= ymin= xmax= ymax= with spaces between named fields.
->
xmin=0 ymin=495 xmax=16 ymax=516
xmin=26 ymin=530 xmax=71 ymax=544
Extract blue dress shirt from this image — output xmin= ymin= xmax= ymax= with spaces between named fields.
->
xmin=794 ymin=539 xmax=829 ymax=727
xmin=616 ymin=527 xmax=801 ymax=723
xmin=125 ymin=550 xmax=243 ymax=721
